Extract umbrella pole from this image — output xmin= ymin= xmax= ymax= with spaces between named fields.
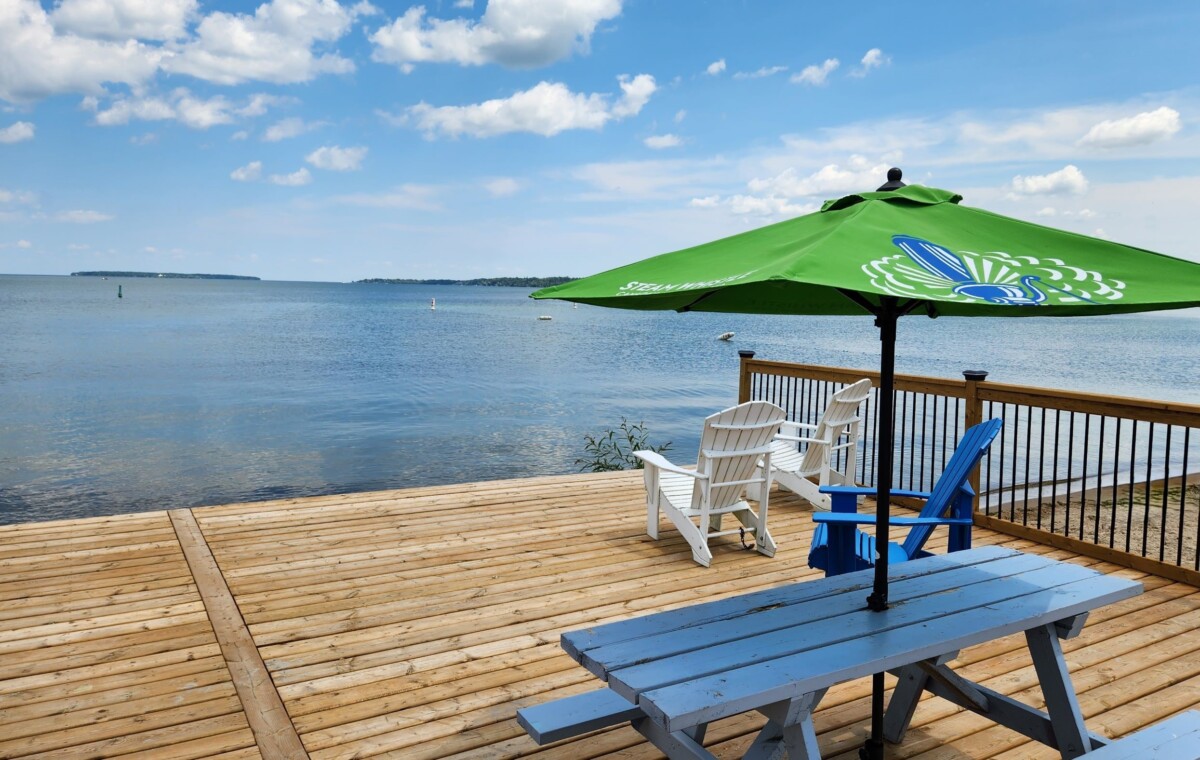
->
xmin=862 ymin=300 xmax=898 ymax=760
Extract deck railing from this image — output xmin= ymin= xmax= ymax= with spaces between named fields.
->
xmin=738 ymin=351 xmax=1200 ymax=585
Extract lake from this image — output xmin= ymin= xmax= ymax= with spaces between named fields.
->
xmin=1 ymin=274 xmax=1197 ymax=524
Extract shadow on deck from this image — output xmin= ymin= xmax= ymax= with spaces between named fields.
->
xmin=1 ymin=470 xmax=1198 ymax=759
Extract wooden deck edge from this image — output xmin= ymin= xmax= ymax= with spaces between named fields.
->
xmin=974 ymin=512 xmax=1200 ymax=587
xmin=168 ymin=509 xmax=310 ymax=760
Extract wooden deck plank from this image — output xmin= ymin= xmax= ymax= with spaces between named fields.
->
xmin=168 ymin=508 xmax=309 ymax=760
xmin=2 ymin=471 xmax=1199 ymax=759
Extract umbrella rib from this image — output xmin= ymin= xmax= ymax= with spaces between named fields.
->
xmin=677 ymin=290 xmax=721 ymax=312
xmin=836 ymin=288 xmax=883 ymax=316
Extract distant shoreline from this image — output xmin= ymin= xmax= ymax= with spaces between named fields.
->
xmin=355 ymin=277 xmax=575 ymax=287
xmin=71 ymin=271 xmax=261 ymax=281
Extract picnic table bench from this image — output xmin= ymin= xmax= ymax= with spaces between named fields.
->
xmin=518 ymin=545 xmax=1144 ymax=759
xmin=1083 ymin=710 xmax=1200 ymax=758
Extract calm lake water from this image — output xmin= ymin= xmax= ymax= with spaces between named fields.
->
xmin=1 ymin=274 xmax=1197 ymax=524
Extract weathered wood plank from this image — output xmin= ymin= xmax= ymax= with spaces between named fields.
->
xmin=168 ymin=508 xmax=310 ymax=760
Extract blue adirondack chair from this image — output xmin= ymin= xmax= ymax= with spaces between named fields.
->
xmin=808 ymin=418 xmax=1003 ymax=576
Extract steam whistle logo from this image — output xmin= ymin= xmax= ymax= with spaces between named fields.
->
xmin=863 ymin=235 xmax=1125 ymax=305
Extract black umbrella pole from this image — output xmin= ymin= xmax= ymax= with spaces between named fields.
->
xmin=869 ymin=306 xmax=896 ymax=612
xmin=861 ymin=305 xmax=897 ymax=760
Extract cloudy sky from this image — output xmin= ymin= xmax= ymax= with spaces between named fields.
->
xmin=2 ymin=0 xmax=1199 ymax=281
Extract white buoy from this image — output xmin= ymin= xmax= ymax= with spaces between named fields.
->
xmin=430 ymin=298 xmax=436 ymax=310
xmin=537 ymin=315 xmax=553 ymax=320
xmin=718 ymin=331 xmax=734 ymax=341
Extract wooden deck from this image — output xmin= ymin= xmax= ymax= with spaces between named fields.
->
xmin=2 ymin=470 xmax=1200 ymax=759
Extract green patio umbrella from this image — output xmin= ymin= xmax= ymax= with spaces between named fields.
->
xmin=532 ymin=169 xmax=1200 ymax=757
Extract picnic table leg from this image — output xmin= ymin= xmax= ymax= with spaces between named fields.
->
xmin=1026 ymin=623 xmax=1090 ymax=759
xmin=883 ymin=664 xmax=928 ymax=743
xmin=746 ymin=688 xmax=827 ymax=760
xmin=883 ymin=653 xmax=960 ymax=743
xmin=634 ymin=717 xmax=718 ymax=760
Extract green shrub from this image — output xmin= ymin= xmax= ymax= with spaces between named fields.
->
xmin=577 ymin=418 xmax=672 ymax=472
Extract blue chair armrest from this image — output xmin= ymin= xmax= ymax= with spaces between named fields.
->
xmin=812 ymin=513 xmax=972 ymax=527
xmin=819 ymin=485 xmax=934 ymax=500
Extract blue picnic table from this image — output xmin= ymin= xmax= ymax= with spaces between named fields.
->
xmin=518 ymin=545 xmax=1144 ymax=759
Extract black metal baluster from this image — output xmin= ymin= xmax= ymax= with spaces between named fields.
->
xmin=985 ymin=400 xmax=995 ymax=515
xmin=1126 ymin=423 xmax=1137 ymax=554
xmin=1080 ymin=414 xmax=1091 ymax=541
xmin=1110 ymin=419 xmax=1122 ymax=550
xmin=897 ymin=390 xmax=908 ymax=490
xmin=1070 ymin=413 xmax=1080 ymax=535
xmin=1094 ymin=416 xmax=1105 ymax=545
xmin=1050 ymin=409 xmax=1061 ymax=535
xmin=1162 ymin=425 xmax=1173 ymax=564
xmin=1143 ymin=422 xmax=1155 ymax=558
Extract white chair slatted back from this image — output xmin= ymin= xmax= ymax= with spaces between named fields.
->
xmin=692 ymin=401 xmax=786 ymax=514
xmin=796 ymin=378 xmax=873 ymax=475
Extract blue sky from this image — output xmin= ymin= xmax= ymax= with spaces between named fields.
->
xmin=2 ymin=0 xmax=1199 ymax=281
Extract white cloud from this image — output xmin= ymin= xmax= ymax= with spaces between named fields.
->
xmin=130 ymin=132 xmax=157 ymax=145
xmin=1010 ymin=165 xmax=1089 ymax=195
xmin=0 ymin=121 xmax=34 ymax=143
xmin=231 ymin=160 xmax=263 ymax=181
xmin=164 ymin=0 xmax=365 ymax=85
xmin=231 ymin=130 xmax=249 ymax=140
xmin=644 ymin=134 xmax=681 ymax=149
xmin=16 ymin=239 xmax=32 ymax=248
xmin=370 ymin=0 xmax=622 ymax=70
xmin=674 ymin=109 xmax=686 ymax=123
xmin=611 ymin=74 xmax=655 ymax=117
xmin=91 ymin=89 xmax=280 ymax=129
xmin=484 ymin=177 xmax=520 ymax=197
xmin=705 ymin=58 xmax=726 ymax=76
xmin=57 ymin=209 xmax=114 ymax=223
xmin=688 ymin=194 xmax=817 ymax=217
xmin=791 ymin=58 xmax=839 ymax=86
xmin=733 ymin=65 xmax=787 ymax=80
xmin=334 ymin=183 xmax=441 ymax=210
xmin=0 ymin=0 xmax=162 ymax=102
xmin=0 ymin=188 xmax=36 ymax=205
xmin=238 ymin=93 xmax=294 ymax=118
xmin=268 ymin=167 xmax=312 ymax=186
xmin=306 ymin=145 xmax=367 ymax=171
xmin=850 ymin=48 xmax=889 ymax=77
xmin=1078 ymin=106 xmax=1182 ymax=149
xmin=51 ymin=0 xmax=197 ymax=41
xmin=748 ymin=157 xmax=890 ymax=198
xmin=571 ymin=157 xmax=727 ymax=200
xmin=263 ymin=117 xmax=321 ymax=141
xmin=1036 ymin=206 xmax=1097 ymax=219
xmin=407 ymin=75 xmax=656 ymax=138
xmin=453 ymin=0 xmax=475 ymax=8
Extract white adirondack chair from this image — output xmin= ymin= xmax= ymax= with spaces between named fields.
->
xmin=634 ymin=401 xmax=786 ymax=567
xmin=767 ymin=378 xmax=873 ymax=511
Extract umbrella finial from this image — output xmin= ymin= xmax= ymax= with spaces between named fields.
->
xmin=877 ymin=168 xmax=905 ymax=191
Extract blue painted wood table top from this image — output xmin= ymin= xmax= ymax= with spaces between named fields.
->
xmin=563 ymin=546 xmax=1143 ymax=739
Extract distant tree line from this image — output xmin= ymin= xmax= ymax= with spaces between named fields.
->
xmin=71 ymin=271 xmax=260 ymax=280
xmin=355 ymin=276 xmax=576 ymax=287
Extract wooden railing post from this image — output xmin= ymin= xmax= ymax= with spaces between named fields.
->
xmin=738 ymin=350 xmax=756 ymax=403
xmin=963 ymin=370 xmax=988 ymax=511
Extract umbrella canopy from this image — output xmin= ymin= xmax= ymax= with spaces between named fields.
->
xmin=532 ymin=177 xmax=1200 ymax=759
xmin=533 ymin=184 xmax=1200 ymax=317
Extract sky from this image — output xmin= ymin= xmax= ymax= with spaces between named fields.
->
xmin=2 ymin=0 xmax=1200 ymax=282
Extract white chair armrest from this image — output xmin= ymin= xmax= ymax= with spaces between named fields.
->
xmin=780 ymin=421 xmax=818 ymax=433
xmin=633 ymin=450 xmax=706 ymax=479
xmin=774 ymin=435 xmax=827 ymax=445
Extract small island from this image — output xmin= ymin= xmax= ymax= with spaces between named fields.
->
xmin=355 ymin=277 xmax=575 ymax=287
xmin=71 ymin=271 xmax=261 ymax=281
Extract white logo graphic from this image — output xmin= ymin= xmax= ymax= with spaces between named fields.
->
xmin=863 ymin=235 xmax=1125 ymax=305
